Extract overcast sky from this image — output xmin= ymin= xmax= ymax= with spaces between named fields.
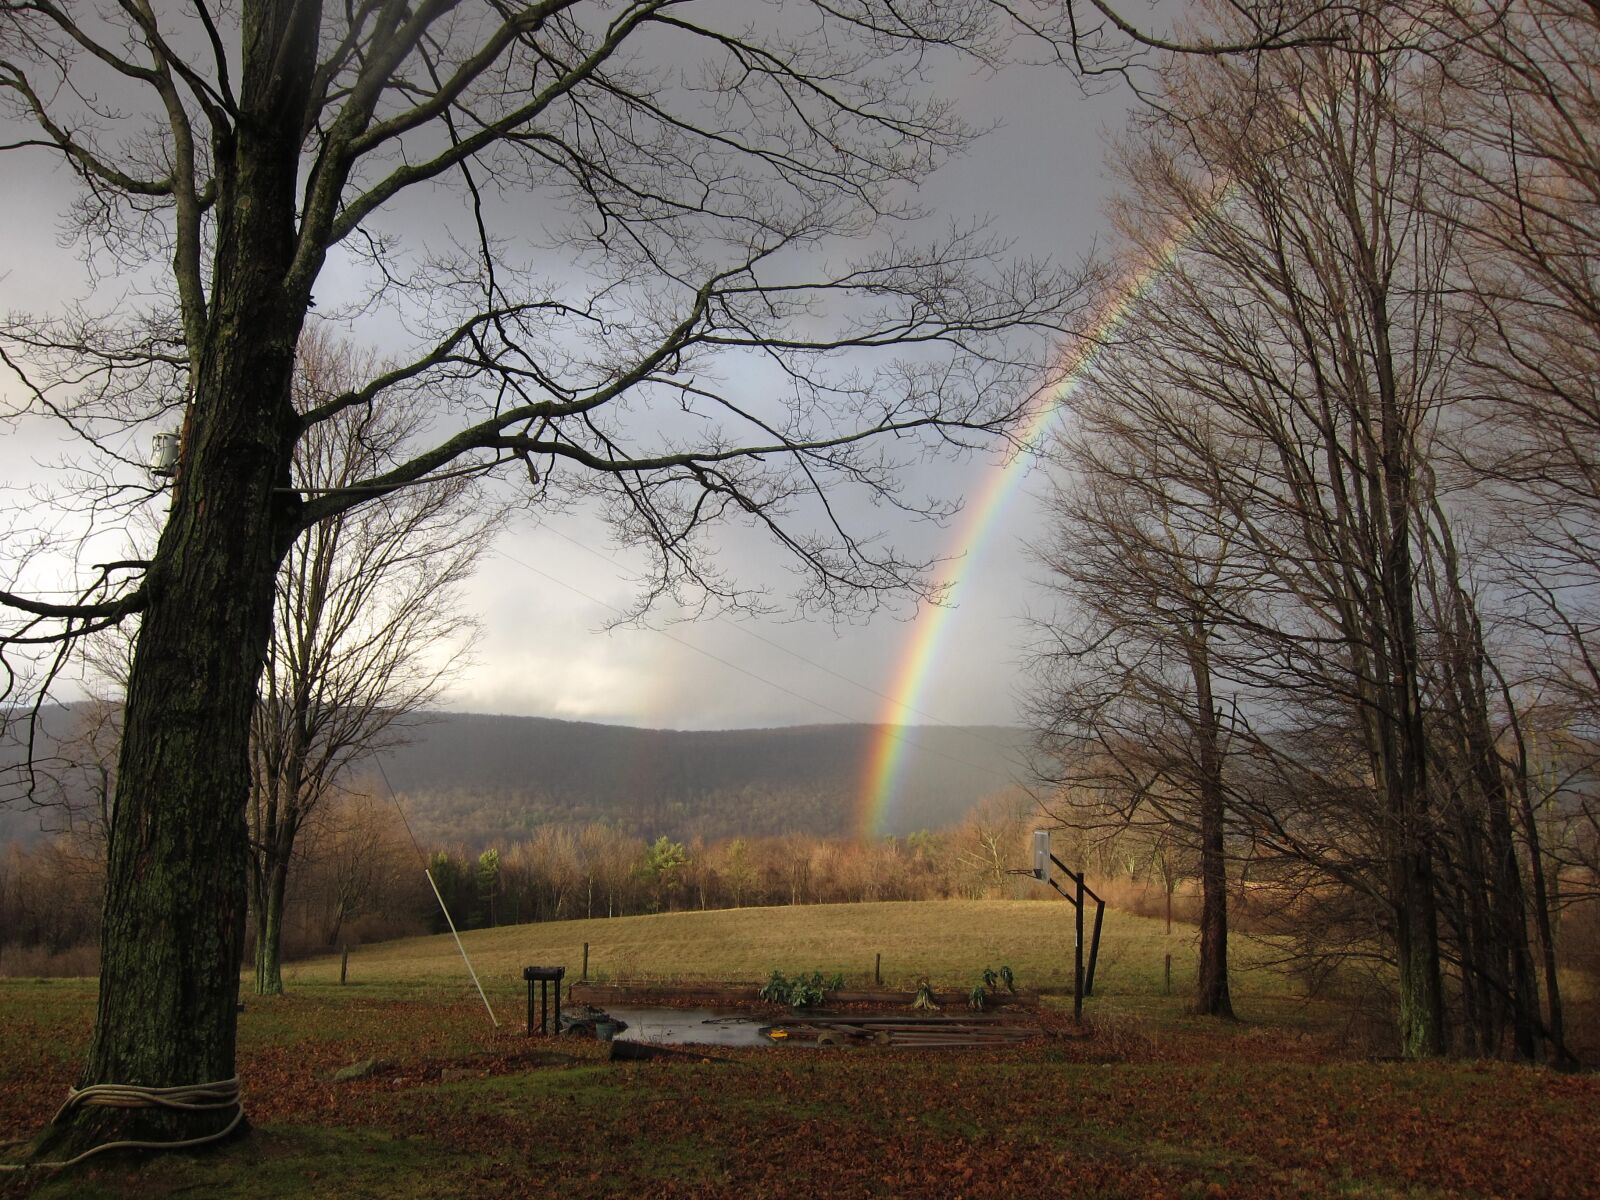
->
xmin=446 ymin=65 xmax=1130 ymax=731
xmin=0 ymin=34 xmax=1132 ymax=733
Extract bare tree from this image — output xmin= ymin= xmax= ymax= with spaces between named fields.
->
xmin=1428 ymin=1 xmax=1600 ymax=715
xmin=1414 ymin=0 xmax=1600 ymax=1065
xmin=0 ymin=1 xmax=1120 ymax=1156
xmin=1025 ymin=391 xmax=1257 ymax=1018
xmin=1029 ymin=7 xmax=1528 ymax=1056
xmin=16 ymin=697 xmax=125 ymax=850
xmin=294 ymin=789 xmax=427 ymax=950
xmin=249 ymin=329 xmax=490 ymax=996
xmin=953 ymin=789 xmax=1031 ymax=897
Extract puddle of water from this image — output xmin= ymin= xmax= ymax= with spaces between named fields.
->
xmin=603 ymin=1006 xmax=775 ymax=1048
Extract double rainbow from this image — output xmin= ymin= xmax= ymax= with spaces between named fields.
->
xmin=854 ymin=219 xmax=1208 ymax=840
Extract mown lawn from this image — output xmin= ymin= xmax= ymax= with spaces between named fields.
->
xmin=1 ymin=900 xmax=1595 ymax=1199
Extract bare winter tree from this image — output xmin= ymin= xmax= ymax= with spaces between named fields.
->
xmin=1415 ymin=0 xmax=1600 ymax=1065
xmin=1427 ymin=0 xmax=1600 ymax=724
xmin=289 ymin=791 xmax=421 ymax=948
xmin=1025 ymin=5 xmax=1556 ymax=1058
xmin=13 ymin=330 xmax=491 ymax=999
xmin=249 ymin=329 xmax=490 ymax=997
xmin=0 ymin=0 xmax=1119 ymax=1159
xmin=15 ymin=697 xmax=124 ymax=850
xmin=1025 ymin=389 xmax=1259 ymax=1018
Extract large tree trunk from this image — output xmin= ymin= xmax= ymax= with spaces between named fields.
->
xmin=1427 ymin=515 xmax=1542 ymax=1060
xmin=1379 ymin=504 xmax=1446 ymax=1058
xmin=1392 ymin=837 xmax=1447 ymax=1058
xmin=39 ymin=3 xmax=317 ymax=1153
xmin=1503 ymin=695 xmax=1575 ymax=1066
xmin=1519 ymin=783 xmax=1572 ymax=1066
xmin=1374 ymin=234 xmax=1446 ymax=1059
xmin=42 ymin=360 xmax=295 ymax=1153
xmin=1465 ymin=667 xmax=1539 ymax=1062
xmin=1484 ymin=783 xmax=1538 ymax=1060
xmin=1193 ymin=766 xmax=1234 ymax=1019
xmin=1380 ymin=534 xmax=1447 ymax=1060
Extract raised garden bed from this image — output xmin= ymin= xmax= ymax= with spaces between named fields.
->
xmin=568 ymin=980 xmax=1039 ymax=1010
xmin=765 ymin=1013 xmax=1044 ymax=1048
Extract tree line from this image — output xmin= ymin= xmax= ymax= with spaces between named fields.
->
xmin=424 ymin=791 xmax=1052 ymax=931
xmin=1 ymin=789 xmax=1071 ymax=973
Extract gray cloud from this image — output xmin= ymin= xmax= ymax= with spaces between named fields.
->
xmin=1 ymin=46 xmax=1128 ymax=733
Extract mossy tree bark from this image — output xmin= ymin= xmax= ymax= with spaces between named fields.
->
xmin=38 ymin=0 xmax=319 ymax=1156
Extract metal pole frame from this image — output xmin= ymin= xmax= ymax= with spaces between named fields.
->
xmin=1041 ymin=853 xmax=1106 ymax=1022
xmin=1074 ymin=871 xmax=1085 ymax=1022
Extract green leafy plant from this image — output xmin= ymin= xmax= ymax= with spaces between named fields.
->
xmin=912 ymin=977 xmax=940 ymax=1011
xmin=760 ymin=969 xmax=844 ymax=1009
xmin=975 ymin=965 xmax=1017 ymax=1002
xmin=758 ymin=970 xmax=789 ymax=1004
xmin=789 ymin=975 xmax=826 ymax=1008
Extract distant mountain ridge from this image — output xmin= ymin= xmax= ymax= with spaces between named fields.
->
xmin=1 ymin=707 xmax=1033 ymax=847
xmin=372 ymin=711 xmax=1031 ymax=846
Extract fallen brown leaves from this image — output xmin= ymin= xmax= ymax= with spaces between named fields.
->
xmin=1 ymin=985 xmax=1596 ymax=1199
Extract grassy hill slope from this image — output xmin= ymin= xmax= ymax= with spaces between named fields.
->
xmin=288 ymin=898 xmax=1300 ymax=1016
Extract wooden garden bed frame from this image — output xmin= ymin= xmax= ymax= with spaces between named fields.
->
xmin=568 ymin=981 xmax=1039 ymax=1009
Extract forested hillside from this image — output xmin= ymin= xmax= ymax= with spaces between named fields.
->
xmin=374 ymin=713 xmax=1030 ymax=846
xmin=0 ymin=707 xmax=1031 ymax=848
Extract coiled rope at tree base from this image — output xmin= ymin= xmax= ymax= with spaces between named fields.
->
xmin=0 ymin=1077 xmax=243 ymax=1172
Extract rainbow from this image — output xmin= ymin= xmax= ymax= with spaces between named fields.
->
xmin=854 ymin=215 xmax=1213 ymax=840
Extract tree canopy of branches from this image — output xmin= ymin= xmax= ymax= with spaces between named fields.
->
xmin=0 ymin=0 xmax=1119 ymax=1157
xmin=1025 ymin=398 xmax=1250 ymax=1019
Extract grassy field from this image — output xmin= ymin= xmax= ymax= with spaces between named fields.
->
xmin=285 ymin=899 xmax=1304 ymax=1012
xmin=2 ymin=899 xmax=1595 ymax=1199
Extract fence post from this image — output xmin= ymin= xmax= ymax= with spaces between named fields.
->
xmin=1164 ymin=954 xmax=1172 ymax=995
xmin=582 ymin=942 xmax=590 ymax=983
xmin=875 ymin=953 xmax=881 ymax=987
xmin=340 ymin=944 xmax=349 ymax=986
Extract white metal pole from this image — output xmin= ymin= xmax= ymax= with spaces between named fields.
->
xmin=426 ymin=868 xmax=498 ymax=1028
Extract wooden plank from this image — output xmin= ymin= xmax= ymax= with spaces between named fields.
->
xmin=568 ymin=982 xmax=1039 ymax=1008
xmin=766 ymin=1013 xmax=1018 ymax=1026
